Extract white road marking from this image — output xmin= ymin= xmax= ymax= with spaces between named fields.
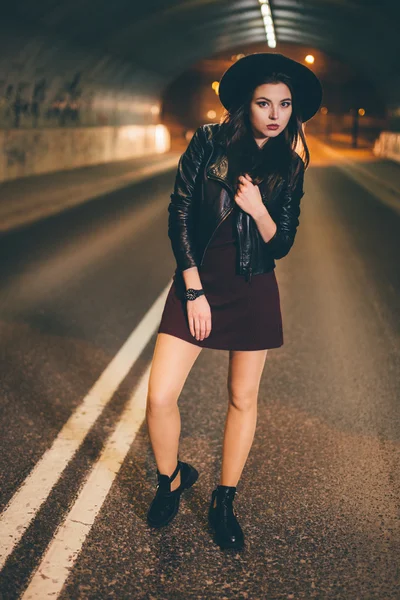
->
xmin=0 ymin=282 xmax=171 ymax=570
xmin=22 ymin=362 xmax=150 ymax=599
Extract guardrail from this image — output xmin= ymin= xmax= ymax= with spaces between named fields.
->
xmin=373 ymin=131 xmax=400 ymax=164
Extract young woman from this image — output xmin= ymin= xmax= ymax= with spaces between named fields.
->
xmin=145 ymin=53 xmax=322 ymax=550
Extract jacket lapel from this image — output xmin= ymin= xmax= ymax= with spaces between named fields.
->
xmin=206 ymin=146 xmax=236 ymax=196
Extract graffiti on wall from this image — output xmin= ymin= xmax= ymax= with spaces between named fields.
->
xmin=0 ymin=72 xmax=98 ymax=128
xmin=0 ymin=70 xmax=158 ymax=129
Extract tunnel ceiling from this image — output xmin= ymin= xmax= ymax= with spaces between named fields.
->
xmin=4 ymin=0 xmax=400 ymax=96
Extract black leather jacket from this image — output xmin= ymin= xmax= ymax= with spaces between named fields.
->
xmin=168 ymin=123 xmax=305 ymax=283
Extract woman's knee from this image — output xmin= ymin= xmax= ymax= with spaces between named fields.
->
xmin=226 ymin=349 xmax=267 ymax=411
xmin=227 ymin=386 xmax=258 ymax=411
xmin=146 ymin=389 xmax=178 ymax=414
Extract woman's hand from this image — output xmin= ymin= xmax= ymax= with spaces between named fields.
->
xmin=234 ymin=173 xmax=267 ymax=220
xmin=186 ymin=295 xmax=212 ymax=341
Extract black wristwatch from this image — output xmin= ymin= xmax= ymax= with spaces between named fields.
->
xmin=185 ymin=288 xmax=205 ymax=301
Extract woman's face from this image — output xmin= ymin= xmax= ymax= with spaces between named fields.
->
xmin=248 ymin=82 xmax=292 ymax=147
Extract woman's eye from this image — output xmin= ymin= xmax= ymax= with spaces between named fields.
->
xmin=257 ymin=101 xmax=291 ymax=107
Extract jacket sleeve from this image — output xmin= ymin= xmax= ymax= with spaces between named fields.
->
xmin=262 ymin=158 xmax=305 ymax=260
xmin=167 ymin=125 xmax=206 ymax=272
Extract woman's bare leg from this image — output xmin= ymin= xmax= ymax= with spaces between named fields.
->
xmin=220 ymin=349 xmax=269 ymax=487
xmin=146 ymin=332 xmax=203 ymax=490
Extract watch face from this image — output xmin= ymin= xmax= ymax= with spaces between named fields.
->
xmin=186 ymin=288 xmax=197 ymax=300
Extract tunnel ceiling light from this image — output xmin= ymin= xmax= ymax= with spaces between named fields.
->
xmin=261 ymin=4 xmax=271 ymax=17
xmin=259 ymin=0 xmax=276 ymax=48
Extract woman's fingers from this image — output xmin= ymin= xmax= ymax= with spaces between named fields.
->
xmin=191 ymin=314 xmax=211 ymax=340
xmin=239 ymin=174 xmax=252 ymax=183
xmin=193 ymin=318 xmax=200 ymax=340
xmin=196 ymin=317 xmax=207 ymax=340
xmin=187 ymin=299 xmax=212 ymax=341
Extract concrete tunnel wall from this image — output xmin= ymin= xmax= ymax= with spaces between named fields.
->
xmin=0 ymin=17 xmax=170 ymax=182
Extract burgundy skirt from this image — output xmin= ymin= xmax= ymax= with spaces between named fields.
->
xmin=157 ymin=209 xmax=284 ymax=350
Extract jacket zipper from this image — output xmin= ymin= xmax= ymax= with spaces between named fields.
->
xmin=246 ymin=265 xmax=253 ymax=283
xmin=199 ymin=207 xmax=233 ymax=266
xmin=245 ymin=213 xmax=253 ymax=283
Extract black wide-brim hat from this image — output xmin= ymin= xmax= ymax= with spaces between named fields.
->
xmin=218 ymin=52 xmax=323 ymax=123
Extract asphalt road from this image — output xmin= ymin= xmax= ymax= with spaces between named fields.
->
xmin=0 ymin=140 xmax=399 ymax=599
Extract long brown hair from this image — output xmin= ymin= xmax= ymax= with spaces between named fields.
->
xmin=218 ymin=71 xmax=309 ymax=200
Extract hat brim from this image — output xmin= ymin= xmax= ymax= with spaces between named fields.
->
xmin=218 ymin=52 xmax=323 ymax=123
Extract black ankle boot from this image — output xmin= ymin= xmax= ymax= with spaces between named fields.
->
xmin=146 ymin=459 xmax=199 ymax=528
xmin=208 ymin=485 xmax=245 ymax=550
